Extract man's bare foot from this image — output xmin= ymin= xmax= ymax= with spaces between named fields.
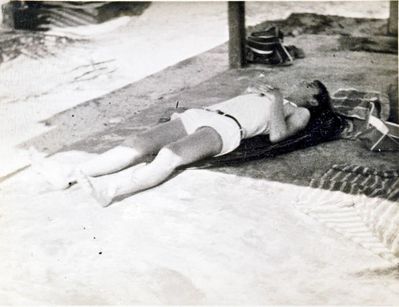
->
xmin=30 ymin=147 xmax=76 ymax=190
xmin=77 ymin=170 xmax=115 ymax=207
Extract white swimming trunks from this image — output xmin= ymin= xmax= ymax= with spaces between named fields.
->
xmin=171 ymin=109 xmax=241 ymax=156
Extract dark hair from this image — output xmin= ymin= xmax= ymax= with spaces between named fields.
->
xmin=306 ymin=80 xmax=345 ymax=139
xmin=305 ymin=80 xmax=346 ymax=137
xmin=308 ymin=80 xmax=335 ymax=118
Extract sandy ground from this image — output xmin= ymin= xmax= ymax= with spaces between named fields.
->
xmin=1 ymin=2 xmax=398 ymax=304
xmin=0 ymin=151 xmax=398 ymax=305
xmin=0 ymin=1 xmax=390 ymax=177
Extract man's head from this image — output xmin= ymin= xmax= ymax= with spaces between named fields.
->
xmin=288 ymin=80 xmax=333 ymax=114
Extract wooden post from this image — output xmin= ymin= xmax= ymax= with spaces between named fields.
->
xmin=388 ymin=83 xmax=398 ymax=123
xmin=228 ymin=2 xmax=246 ymax=69
xmin=388 ymin=1 xmax=398 ymax=36
xmin=387 ymin=2 xmax=398 ymax=123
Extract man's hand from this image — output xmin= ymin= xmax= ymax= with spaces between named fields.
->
xmin=256 ymin=84 xmax=284 ymax=103
xmin=266 ymin=87 xmax=283 ymax=102
xmin=247 ymin=77 xmax=281 ymax=96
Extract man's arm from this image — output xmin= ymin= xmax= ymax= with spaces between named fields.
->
xmin=268 ymin=89 xmax=310 ymax=143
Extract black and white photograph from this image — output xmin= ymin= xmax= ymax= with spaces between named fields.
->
xmin=0 ymin=0 xmax=398 ymax=304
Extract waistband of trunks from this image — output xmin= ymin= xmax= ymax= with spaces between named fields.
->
xmin=204 ymin=108 xmax=244 ymax=139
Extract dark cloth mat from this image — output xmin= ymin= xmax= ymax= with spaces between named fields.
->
xmin=191 ymin=110 xmax=346 ymax=168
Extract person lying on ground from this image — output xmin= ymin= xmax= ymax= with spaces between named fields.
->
xmin=32 ymin=80 xmax=335 ymax=207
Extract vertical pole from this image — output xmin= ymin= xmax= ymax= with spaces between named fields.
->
xmin=228 ymin=1 xmax=246 ymax=69
xmin=388 ymin=1 xmax=398 ymax=123
xmin=388 ymin=84 xmax=398 ymax=123
xmin=388 ymin=0 xmax=398 ymax=36
xmin=1 ymin=1 xmax=16 ymax=29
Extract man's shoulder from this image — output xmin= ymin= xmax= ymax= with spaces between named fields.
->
xmin=296 ymin=106 xmax=310 ymax=115
xmin=293 ymin=107 xmax=311 ymax=127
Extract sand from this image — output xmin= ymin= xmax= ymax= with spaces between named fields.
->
xmin=0 ymin=151 xmax=398 ymax=305
xmin=0 ymin=1 xmax=390 ymax=177
xmin=1 ymin=1 xmax=398 ymax=304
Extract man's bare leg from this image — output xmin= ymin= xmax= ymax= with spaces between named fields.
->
xmin=78 ymin=127 xmax=223 ymax=207
xmin=31 ymin=119 xmax=188 ymax=189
